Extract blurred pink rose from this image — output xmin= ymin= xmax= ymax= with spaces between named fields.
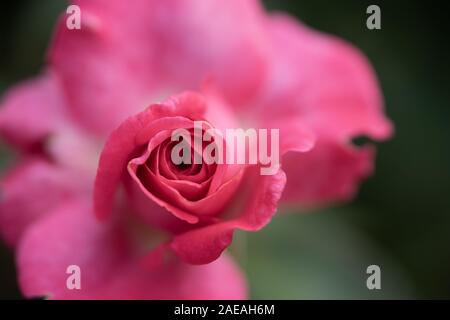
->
xmin=0 ymin=0 xmax=392 ymax=299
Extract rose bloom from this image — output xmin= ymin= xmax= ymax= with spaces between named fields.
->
xmin=0 ymin=0 xmax=392 ymax=299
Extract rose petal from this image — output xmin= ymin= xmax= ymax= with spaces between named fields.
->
xmin=17 ymin=199 xmax=133 ymax=299
xmin=50 ymin=0 xmax=267 ymax=135
xmin=252 ymin=14 xmax=393 ymax=206
xmin=124 ymin=179 xmax=194 ymax=233
xmin=281 ymin=139 xmax=375 ymax=206
xmin=97 ymin=253 xmax=247 ymax=300
xmin=169 ymin=167 xmax=286 ymax=264
xmin=257 ymin=13 xmax=393 ymax=141
xmin=0 ymin=72 xmax=67 ymax=149
xmin=17 ymin=199 xmax=247 ymax=299
xmin=0 ymin=158 xmax=88 ymax=247
xmin=158 ymin=173 xmax=211 ymax=201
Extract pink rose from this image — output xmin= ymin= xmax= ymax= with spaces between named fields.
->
xmin=0 ymin=0 xmax=392 ymax=299
xmin=94 ymin=90 xmax=297 ymax=265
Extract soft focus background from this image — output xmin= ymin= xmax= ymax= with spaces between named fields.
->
xmin=0 ymin=0 xmax=449 ymax=299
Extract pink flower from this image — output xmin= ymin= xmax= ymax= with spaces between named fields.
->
xmin=0 ymin=0 xmax=392 ymax=299
xmin=94 ymin=91 xmax=295 ymax=266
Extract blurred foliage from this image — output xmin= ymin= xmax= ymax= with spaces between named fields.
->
xmin=1 ymin=0 xmax=449 ymax=299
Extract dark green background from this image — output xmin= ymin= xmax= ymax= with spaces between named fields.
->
xmin=1 ymin=1 xmax=449 ymax=299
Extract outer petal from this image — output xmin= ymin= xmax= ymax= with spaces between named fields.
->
xmin=50 ymin=0 xmax=268 ymax=135
xmin=258 ymin=13 xmax=393 ymax=140
xmin=17 ymin=200 xmax=134 ymax=299
xmin=148 ymin=0 xmax=268 ymax=107
xmin=0 ymin=72 xmax=103 ymax=174
xmin=96 ymin=253 xmax=247 ymax=300
xmin=255 ymin=14 xmax=393 ymax=206
xmin=17 ymin=200 xmax=247 ymax=299
xmin=49 ymin=0 xmax=156 ymax=136
xmin=170 ymin=167 xmax=286 ymax=264
xmin=281 ymin=140 xmax=374 ymax=205
xmin=0 ymin=72 xmax=66 ymax=149
xmin=0 ymin=158 xmax=88 ymax=247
